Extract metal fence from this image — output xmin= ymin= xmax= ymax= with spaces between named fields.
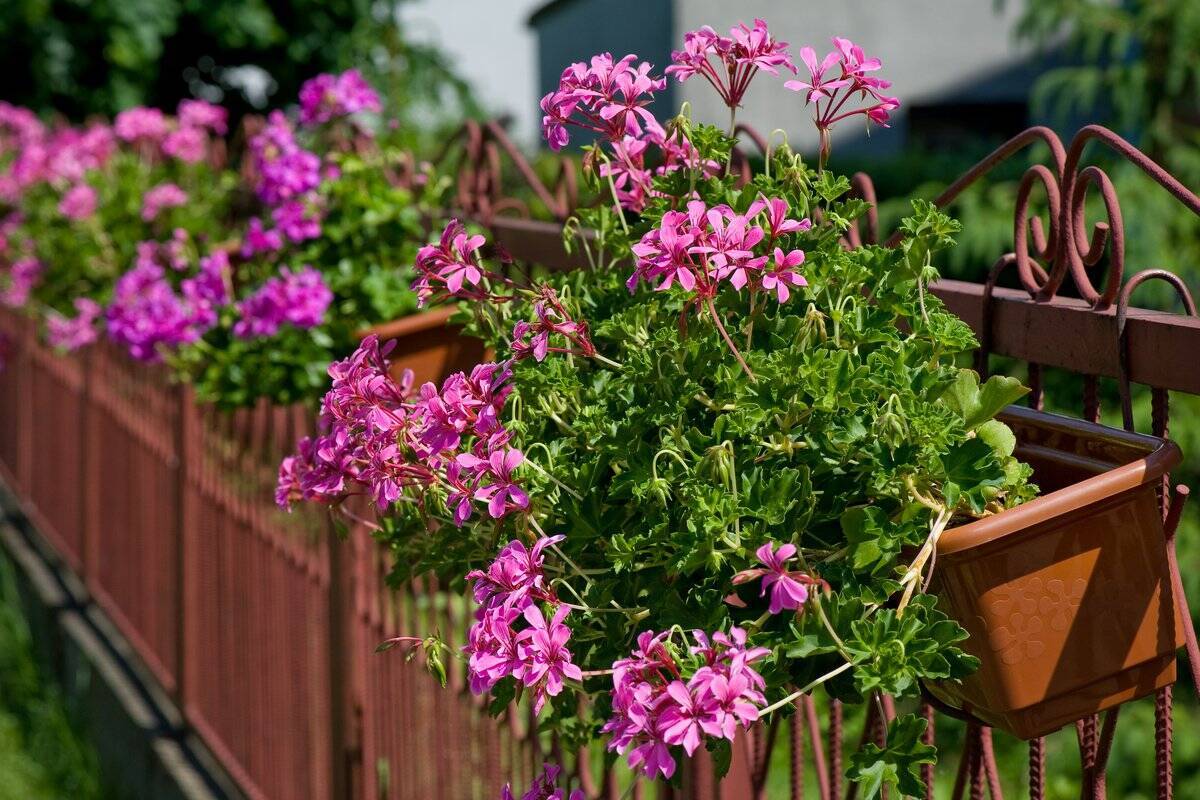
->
xmin=0 ymin=122 xmax=1197 ymax=800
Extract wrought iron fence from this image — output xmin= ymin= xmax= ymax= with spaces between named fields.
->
xmin=0 ymin=122 xmax=1197 ymax=800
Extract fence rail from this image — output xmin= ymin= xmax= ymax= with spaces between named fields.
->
xmin=0 ymin=122 xmax=1198 ymax=800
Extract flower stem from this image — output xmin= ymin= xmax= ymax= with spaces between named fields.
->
xmin=592 ymin=352 xmax=624 ymax=369
xmin=598 ymin=149 xmax=630 ymax=237
xmin=524 ymin=457 xmax=583 ymax=500
xmin=706 ymin=297 xmax=756 ymax=382
xmin=759 ymin=660 xmax=855 ymax=717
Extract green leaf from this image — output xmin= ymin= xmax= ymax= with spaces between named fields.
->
xmin=976 ymin=419 xmax=1017 ymax=458
xmin=943 ymin=370 xmax=1029 ymax=429
xmin=847 ymin=714 xmax=937 ymax=799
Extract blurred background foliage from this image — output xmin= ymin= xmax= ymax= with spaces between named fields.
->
xmin=0 ymin=0 xmax=480 ymax=146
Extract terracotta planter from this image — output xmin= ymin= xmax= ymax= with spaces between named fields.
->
xmin=926 ymin=405 xmax=1183 ymax=740
xmin=361 ymin=307 xmax=486 ymax=387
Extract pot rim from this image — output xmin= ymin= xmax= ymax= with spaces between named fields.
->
xmin=937 ymin=405 xmax=1181 ymax=557
xmin=356 ymin=306 xmax=459 ymax=341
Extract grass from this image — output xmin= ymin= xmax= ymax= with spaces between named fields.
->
xmin=0 ymin=551 xmax=104 ymax=799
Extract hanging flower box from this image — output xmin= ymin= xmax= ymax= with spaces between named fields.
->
xmin=926 ymin=405 xmax=1183 ymax=739
xmin=359 ymin=306 xmax=486 ymax=388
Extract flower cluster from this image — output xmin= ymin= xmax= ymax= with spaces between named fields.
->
xmin=510 ymin=287 xmax=596 ymax=362
xmin=233 ymin=265 xmax=332 ymax=339
xmin=59 ymin=183 xmax=97 ymax=220
xmin=105 ymin=261 xmax=215 ymax=361
xmin=411 ymin=218 xmax=503 ymax=306
xmin=602 ymin=628 xmax=767 ymax=779
xmin=298 ymin=69 xmax=383 ymax=126
xmin=465 ymin=536 xmax=582 ymax=714
xmin=177 ymin=100 xmax=229 ymax=136
xmin=276 ymin=335 xmax=528 ymax=527
xmin=598 ymin=123 xmax=719 ymax=213
xmin=665 ymin=19 xmax=795 ymax=109
xmin=500 ymin=763 xmax=584 ymax=800
xmin=114 ymin=107 xmax=169 ymax=144
xmin=540 ymin=53 xmax=666 ymax=151
xmin=0 ymin=258 xmax=42 ymax=307
xmin=45 ymin=298 xmax=102 ymax=351
xmin=250 ymin=111 xmax=323 ymax=207
xmin=141 ymin=182 xmax=188 ymax=222
xmin=785 ymin=37 xmax=899 ymax=148
xmin=629 ymin=196 xmax=810 ymax=301
xmin=244 ymin=110 xmax=329 ymax=254
xmin=115 ymin=101 xmax=224 ymax=164
xmin=0 ymin=123 xmax=114 ymax=202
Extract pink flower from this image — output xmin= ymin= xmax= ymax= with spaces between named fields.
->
xmin=759 ymin=196 xmax=812 ymax=240
xmin=517 ymin=605 xmax=583 ymax=714
xmin=0 ymin=258 xmax=42 ymax=307
xmin=500 ymin=762 xmax=585 ymax=800
xmin=59 ymin=184 xmax=97 ymax=220
xmin=665 ymin=19 xmax=795 ymax=109
xmin=233 ymin=265 xmax=332 ymax=338
xmin=466 ymin=605 xmax=525 ymax=694
xmin=658 ymin=681 xmax=717 ymax=755
xmin=602 ymin=627 xmax=766 ymax=780
xmin=755 ymin=542 xmax=811 ymax=614
xmin=114 ymin=107 xmax=169 ymax=143
xmin=459 ymin=447 xmax=529 ymax=519
xmin=412 ymin=219 xmax=490 ymax=305
xmin=241 ymin=217 xmax=283 ymax=257
xmin=761 ymin=248 xmax=807 ymax=303
xmin=466 ymin=535 xmax=563 ymax=612
xmin=784 ymin=37 xmax=899 ymax=137
xmin=540 ymin=52 xmax=665 ymax=150
xmin=177 ymin=100 xmax=228 ymax=135
xmin=161 ymin=126 xmax=208 ymax=163
xmin=510 ymin=287 xmax=596 ymax=362
xmin=784 ymin=47 xmax=850 ymax=104
xmin=271 ymin=198 xmax=322 ymax=242
xmin=45 ymin=298 xmax=101 ymax=351
xmin=298 ymin=69 xmax=382 ymax=126
xmin=250 ymin=111 xmax=322 ymax=205
xmin=141 ymin=183 xmax=188 ymax=221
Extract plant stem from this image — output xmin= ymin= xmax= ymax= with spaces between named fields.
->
xmin=726 ymin=105 xmax=738 ymax=172
xmin=759 ymin=660 xmax=855 ymax=717
xmin=599 ymin=150 xmax=630 ymax=236
xmin=524 ymin=458 xmax=583 ymax=500
xmin=591 ymin=352 xmax=624 ymax=370
xmin=706 ymin=297 xmax=756 ymax=382
xmin=896 ymin=506 xmax=953 ymax=615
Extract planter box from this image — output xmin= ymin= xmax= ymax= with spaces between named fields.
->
xmin=362 ymin=307 xmax=486 ymax=387
xmin=926 ymin=405 xmax=1183 ymax=740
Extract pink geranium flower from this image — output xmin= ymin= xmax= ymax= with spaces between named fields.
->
xmin=59 ymin=184 xmax=97 ymax=220
xmin=761 ymin=247 xmax=807 ymax=303
xmin=141 ymin=183 xmax=188 ymax=221
xmin=784 ymin=36 xmax=900 ymax=161
xmin=517 ymin=604 xmax=583 ymax=714
xmin=665 ymin=19 xmax=795 ymax=109
xmin=754 ymin=542 xmax=811 ymax=613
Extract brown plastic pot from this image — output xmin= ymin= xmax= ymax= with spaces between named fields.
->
xmin=360 ymin=307 xmax=486 ymax=387
xmin=925 ymin=405 xmax=1183 ymax=740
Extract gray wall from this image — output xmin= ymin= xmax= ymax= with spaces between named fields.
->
xmin=531 ymin=0 xmax=676 ymax=147
xmin=675 ymin=0 xmax=1041 ymax=156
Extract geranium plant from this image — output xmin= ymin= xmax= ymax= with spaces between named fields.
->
xmin=0 ymin=70 xmax=453 ymax=409
xmin=0 ymin=100 xmax=236 ymax=353
xmin=281 ymin=22 xmax=1036 ymax=798
xmin=175 ymin=71 xmax=441 ymax=407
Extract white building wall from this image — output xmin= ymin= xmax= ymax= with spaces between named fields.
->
xmin=400 ymin=0 xmax=544 ymax=146
xmin=674 ymin=0 xmax=1035 ymax=152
